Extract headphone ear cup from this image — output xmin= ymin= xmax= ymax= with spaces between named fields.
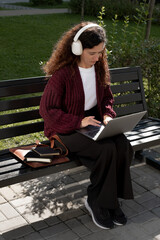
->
xmin=71 ymin=40 xmax=83 ymax=55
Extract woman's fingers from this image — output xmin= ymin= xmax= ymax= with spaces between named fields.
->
xmin=80 ymin=116 xmax=101 ymax=128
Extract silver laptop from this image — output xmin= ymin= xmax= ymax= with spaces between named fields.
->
xmin=77 ymin=111 xmax=147 ymax=141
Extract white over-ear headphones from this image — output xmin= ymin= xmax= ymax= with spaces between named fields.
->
xmin=71 ymin=23 xmax=101 ymax=56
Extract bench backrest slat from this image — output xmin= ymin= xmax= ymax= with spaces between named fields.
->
xmin=0 ymin=122 xmax=44 ymax=140
xmin=0 ymin=82 xmax=46 ymax=98
xmin=114 ymin=103 xmax=145 ymax=116
xmin=0 ymin=96 xmax=41 ymax=112
xmin=114 ymin=92 xmax=142 ymax=105
xmin=0 ymin=109 xmax=40 ymax=125
xmin=111 ymin=82 xmax=140 ymax=94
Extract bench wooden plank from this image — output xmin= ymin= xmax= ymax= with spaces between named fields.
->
xmin=0 ymin=121 xmax=44 ymax=140
xmin=114 ymin=93 xmax=142 ymax=105
xmin=0 ymin=110 xmax=40 ymax=125
xmin=111 ymin=82 xmax=140 ymax=94
xmin=0 ymin=83 xmax=45 ymax=98
xmin=114 ymin=104 xmax=145 ymax=116
xmin=0 ymin=96 xmax=41 ymax=111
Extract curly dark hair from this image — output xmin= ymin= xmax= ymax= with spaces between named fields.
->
xmin=43 ymin=22 xmax=110 ymax=86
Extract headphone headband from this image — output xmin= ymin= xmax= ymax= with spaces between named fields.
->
xmin=73 ymin=23 xmax=101 ymax=42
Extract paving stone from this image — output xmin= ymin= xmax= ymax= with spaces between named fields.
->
xmin=47 ymin=230 xmax=79 ymax=240
xmin=10 ymin=196 xmax=33 ymax=208
xmin=0 ymin=195 xmax=6 ymax=204
xmin=23 ymin=232 xmax=44 ymax=240
xmin=122 ymin=204 xmax=138 ymax=219
xmin=70 ymin=171 xmax=90 ymax=182
xmin=2 ymin=225 xmax=34 ymax=240
xmin=0 ymin=187 xmax=17 ymax=201
xmin=111 ymin=221 xmax=149 ymax=240
xmin=58 ymin=208 xmax=85 ymax=222
xmin=65 ymin=218 xmax=91 ymax=237
xmin=0 ymin=236 xmax=5 ymax=240
xmin=22 ymin=212 xmax=43 ymax=223
xmin=132 ymin=181 xmax=147 ymax=196
xmin=131 ymin=211 xmax=157 ymax=224
xmin=82 ymin=230 xmax=114 ymax=240
xmin=10 ymin=183 xmax=25 ymax=195
xmin=39 ymin=223 xmax=69 ymax=238
xmin=123 ymin=199 xmax=146 ymax=215
xmin=141 ymin=218 xmax=160 ymax=235
xmin=44 ymin=216 xmax=61 ymax=226
xmin=151 ymin=187 xmax=160 ymax=197
xmin=0 ymin=203 xmax=19 ymax=219
xmin=142 ymin=197 xmax=160 ymax=210
xmin=40 ymin=207 xmax=53 ymax=220
xmin=135 ymin=191 xmax=156 ymax=204
xmin=0 ymin=211 xmax=7 ymax=222
xmin=61 ymin=175 xmax=76 ymax=185
xmin=77 ymin=214 xmax=100 ymax=232
xmin=0 ymin=216 xmax=27 ymax=233
xmin=133 ymin=175 xmax=159 ymax=191
xmin=31 ymin=220 xmax=48 ymax=231
xmin=130 ymin=169 xmax=140 ymax=179
xmin=151 ymin=206 xmax=160 ymax=218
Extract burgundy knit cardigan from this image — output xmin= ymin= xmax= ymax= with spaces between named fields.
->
xmin=39 ymin=64 xmax=116 ymax=138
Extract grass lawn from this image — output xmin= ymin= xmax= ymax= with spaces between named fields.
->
xmin=0 ymin=13 xmax=160 ymax=81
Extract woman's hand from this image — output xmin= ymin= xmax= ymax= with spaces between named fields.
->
xmin=80 ymin=116 xmax=101 ymax=128
xmin=103 ymin=115 xmax=112 ymax=125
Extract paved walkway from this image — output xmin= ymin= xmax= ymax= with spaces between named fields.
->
xmin=0 ymin=156 xmax=160 ymax=240
xmin=0 ymin=0 xmax=69 ymax=16
xmin=0 ymin=8 xmax=69 ymax=16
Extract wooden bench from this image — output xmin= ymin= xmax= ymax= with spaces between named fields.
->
xmin=0 ymin=66 xmax=160 ymax=188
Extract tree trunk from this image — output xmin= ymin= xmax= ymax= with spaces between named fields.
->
xmin=81 ymin=0 xmax=85 ymax=21
xmin=145 ymin=0 xmax=155 ymax=40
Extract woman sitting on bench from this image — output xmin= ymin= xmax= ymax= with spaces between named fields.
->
xmin=40 ymin=22 xmax=134 ymax=230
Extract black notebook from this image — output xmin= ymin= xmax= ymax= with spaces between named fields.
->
xmin=33 ymin=147 xmax=61 ymax=157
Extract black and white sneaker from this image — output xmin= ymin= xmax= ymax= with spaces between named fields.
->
xmin=109 ymin=207 xmax=127 ymax=226
xmin=85 ymin=199 xmax=114 ymax=229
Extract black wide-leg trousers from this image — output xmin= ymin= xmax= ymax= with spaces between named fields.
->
xmin=59 ymin=131 xmax=134 ymax=209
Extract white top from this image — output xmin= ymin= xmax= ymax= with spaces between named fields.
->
xmin=79 ymin=65 xmax=97 ymax=111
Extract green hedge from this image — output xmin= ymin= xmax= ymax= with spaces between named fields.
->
xmin=70 ymin=0 xmax=160 ymax=23
xmin=70 ymin=0 xmax=138 ymax=19
xmin=107 ymin=39 xmax=160 ymax=118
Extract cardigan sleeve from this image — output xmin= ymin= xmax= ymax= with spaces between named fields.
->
xmin=101 ymin=85 xmax=116 ymax=119
xmin=39 ymin=72 xmax=82 ymax=137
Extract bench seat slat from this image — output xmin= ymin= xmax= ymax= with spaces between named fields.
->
xmin=126 ymin=127 xmax=160 ymax=140
xmin=130 ymin=134 xmax=160 ymax=151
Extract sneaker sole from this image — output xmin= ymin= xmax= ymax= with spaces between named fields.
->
xmin=113 ymin=221 xmax=124 ymax=226
xmin=84 ymin=199 xmax=112 ymax=230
